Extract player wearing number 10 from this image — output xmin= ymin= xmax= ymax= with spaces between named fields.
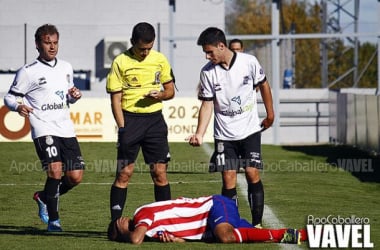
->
xmin=3 ymin=24 xmax=85 ymax=232
xmin=106 ymin=22 xmax=175 ymax=221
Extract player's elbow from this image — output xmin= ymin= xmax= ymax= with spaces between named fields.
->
xmin=4 ymin=93 xmax=19 ymax=112
xmin=129 ymin=235 xmax=144 ymax=245
xmin=130 ymin=238 xmax=143 ymax=245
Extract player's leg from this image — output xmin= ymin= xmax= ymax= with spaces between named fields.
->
xmin=246 ymin=167 xmax=264 ymax=226
xmin=221 ymin=170 xmax=238 ymax=205
xmin=233 ymin=227 xmax=305 ymax=244
xmin=59 ymin=170 xmax=83 ymax=195
xmin=60 ymin=137 xmax=85 ymax=195
xmin=242 ymin=132 xmax=264 ymax=227
xmin=110 ymin=162 xmax=134 ymax=220
xmin=110 ymin=113 xmax=140 ymax=220
xmin=214 ymin=222 xmax=238 ymax=243
xmin=45 ymin=161 xmax=64 ymax=231
xmin=150 ymin=162 xmax=171 ymax=201
xmin=210 ymin=140 xmax=239 ymax=205
xmin=33 ymin=136 xmax=64 ymax=230
xmin=208 ymin=195 xmax=246 ymax=243
xmin=142 ymin=113 xmax=171 ymax=201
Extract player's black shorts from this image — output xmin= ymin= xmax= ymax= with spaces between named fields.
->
xmin=117 ymin=111 xmax=170 ymax=170
xmin=209 ymin=131 xmax=262 ymax=172
xmin=34 ymin=136 xmax=85 ymax=171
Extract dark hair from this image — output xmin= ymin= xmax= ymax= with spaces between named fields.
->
xmin=107 ymin=219 xmax=134 ymax=242
xmin=35 ymin=24 xmax=59 ymax=43
xmin=107 ymin=220 xmax=117 ymax=241
xmin=197 ymin=27 xmax=226 ymax=47
xmin=131 ymin=22 xmax=155 ymax=45
xmin=229 ymin=39 xmax=243 ymax=48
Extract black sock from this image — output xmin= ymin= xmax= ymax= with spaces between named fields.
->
xmin=59 ymin=176 xmax=74 ymax=196
xmin=222 ymin=187 xmax=238 ymax=206
xmin=44 ymin=177 xmax=61 ymax=222
xmin=110 ymin=185 xmax=127 ymax=221
xmin=248 ymin=180 xmax=264 ymax=226
xmin=154 ymin=184 xmax=171 ymax=201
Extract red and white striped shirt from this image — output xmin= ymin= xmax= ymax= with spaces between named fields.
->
xmin=133 ymin=196 xmax=214 ymax=240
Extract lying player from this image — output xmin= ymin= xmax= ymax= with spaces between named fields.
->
xmin=107 ymin=195 xmax=307 ymax=245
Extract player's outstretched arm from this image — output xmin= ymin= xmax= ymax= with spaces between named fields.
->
xmin=188 ymin=100 xmax=213 ymax=146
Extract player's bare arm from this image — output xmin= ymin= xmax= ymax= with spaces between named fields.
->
xmin=129 ymin=226 xmax=148 ymax=245
xmin=259 ymin=81 xmax=274 ymax=130
xmin=188 ymin=100 xmax=213 ymax=146
xmin=110 ymin=91 xmax=125 ymax=128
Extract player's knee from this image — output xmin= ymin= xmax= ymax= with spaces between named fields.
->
xmin=151 ymin=173 xmax=168 ymax=186
xmin=245 ymin=167 xmax=260 ymax=182
xmin=214 ymin=223 xmax=236 ymax=243
xmin=67 ymin=175 xmax=82 ymax=186
xmin=215 ymin=230 xmax=236 ymax=243
xmin=150 ymin=163 xmax=168 ymax=182
xmin=116 ymin=172 xmax=132 ymax=185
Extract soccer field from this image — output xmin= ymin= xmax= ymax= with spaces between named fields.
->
xmin=0 ymin=142 xmax=379 ymax=249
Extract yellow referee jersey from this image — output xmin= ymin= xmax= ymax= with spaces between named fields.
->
xmin=106 ymin=49 xmax=173 ymax=113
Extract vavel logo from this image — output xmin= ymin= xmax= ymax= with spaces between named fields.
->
xmin=307 ymin=215 xmax=373 ymax=248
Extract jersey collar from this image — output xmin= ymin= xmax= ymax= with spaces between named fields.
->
xmin=219 ymin=52 xmax=237 ymax=71
xmin=37 ymin=57 xmax=58 ymax=67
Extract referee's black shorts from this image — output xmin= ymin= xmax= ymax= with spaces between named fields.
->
xmin=117 ymin=111 xmax=170 ymax=169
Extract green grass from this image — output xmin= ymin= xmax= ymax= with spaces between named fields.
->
xmin=0 ymin=142 xmax=379 ymax=249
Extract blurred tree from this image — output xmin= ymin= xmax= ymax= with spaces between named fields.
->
xmin=226 ymin=0 xmax=377 ymax=89
xmin=356 ymin=43 xmax=377 ymax=88
xmin=324 ymin=41 xmax=377 ymax=89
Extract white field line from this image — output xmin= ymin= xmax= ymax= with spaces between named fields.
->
xmin=202 ymin=143 xmax=301 ymax=249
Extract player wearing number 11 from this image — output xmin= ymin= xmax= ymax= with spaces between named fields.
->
xmin=3 ymin=24 xmax=85 ymax=232
xmin=106 ymin=22 xmax=175 ymax=222
xmin=188 ymin=27 xmax=274 ymax=228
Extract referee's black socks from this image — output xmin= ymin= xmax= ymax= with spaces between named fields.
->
xmin=154 ymin=184 xmax=171 ymax=201
xmin=110 ymin=186 xmax=127 ymax=221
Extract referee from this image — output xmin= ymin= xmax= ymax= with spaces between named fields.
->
xmin=106 ymin=22 xmax=175 ymax=221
